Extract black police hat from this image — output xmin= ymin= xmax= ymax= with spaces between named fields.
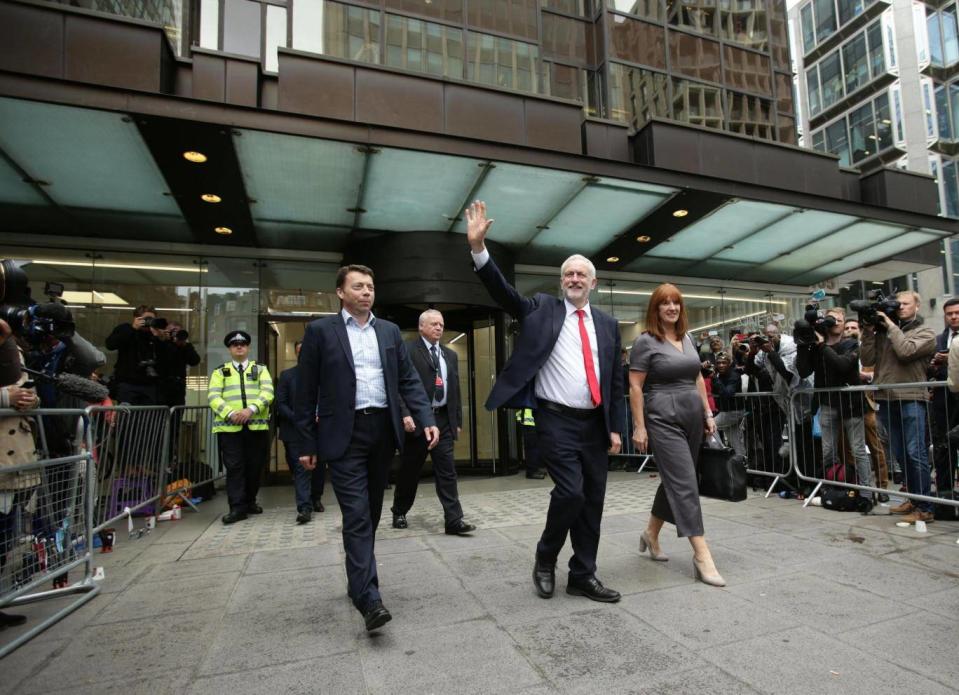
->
xmin=224 ymin=330 xmax=252 ymax=347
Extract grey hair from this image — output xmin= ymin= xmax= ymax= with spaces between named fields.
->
xmin=418 ymin=309 xmax=443 ymax=326
xmin=560 ymin=254 xmax=596 ymax=280
xmin=896 ymin=290 xmax=921 ymax=305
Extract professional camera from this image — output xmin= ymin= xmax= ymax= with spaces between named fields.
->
xmin=138 ymin=358 xmax=159 ymax=379
xmin=174 ymin=329 xmax=189 ymax=342
xmin=142 ymin=315 xmax=156 ymax=328
xmin=793 ymin=303 xmax=837 ymax=346
xmin=849 ymin=290 xmax=900 ymax=328
xmin=1 ymin=260 xmax=76 ymax=341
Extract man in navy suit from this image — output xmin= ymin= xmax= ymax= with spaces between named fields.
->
xmin=294 ymin=264 xmax=439 ymax=631
xmin=465 ymin=200 xmax=625 ymax=603
xmin=929 ymin=297 xmax=959 ymax=495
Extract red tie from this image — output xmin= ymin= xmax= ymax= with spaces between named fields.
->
xmin=575 ymin=309 xmax=602 ymax=407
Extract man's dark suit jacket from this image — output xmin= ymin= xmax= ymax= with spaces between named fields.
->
xmin=294 ymin=314 xmax=436 ymax=461
xmin=400 ymin=338 xmax=463 ymax=440
xmin=276 ymin=366 xmax=298 ymax=443
xmin=475 ymin=255 xmax=625 ymax=439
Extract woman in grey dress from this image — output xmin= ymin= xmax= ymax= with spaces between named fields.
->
xmin=629 ymin=283 xmax=726 ymax=587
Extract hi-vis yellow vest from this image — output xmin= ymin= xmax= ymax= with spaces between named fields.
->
xmin=208 ymin=361 xmax=274 ymax=433
xmin=515 ymin=408 xmax=535 ymax=426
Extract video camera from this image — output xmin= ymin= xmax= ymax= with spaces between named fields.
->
xmin=849 ymin=289 xmax=900 ymax=329
xmin=0 ymin=259 xmax=76 ymax=342
xmin=793 ymin=303 xmax=838 ymax=346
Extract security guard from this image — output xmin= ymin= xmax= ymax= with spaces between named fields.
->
xmin=516 ymin=408 xmax=545 ymax=479
xmin=208 ymin=331 xmax=274 ymax=524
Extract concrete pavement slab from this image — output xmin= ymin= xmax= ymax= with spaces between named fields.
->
xmin=186 ymin=654 xmax=367 ymax=695
xmin=804 ymin=552 xmax=958 ymax=600
xmin=242 ymin=544 xmax=342 ymax=575
xmin=92 ymin=571 xmax=240 ymax=624
xmin=227 ymin=564 xmax=345 ymax=614
xmin=137 ymin=553 xmax=248 ymax=583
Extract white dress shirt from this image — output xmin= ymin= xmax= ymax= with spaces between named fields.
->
xmin=422 ymin=336 xmax=448 ymax=408
xmin=342 ymin=309 xmax=388 ymax=409
xmin=472 ymin=247 xmax=600 ymax=409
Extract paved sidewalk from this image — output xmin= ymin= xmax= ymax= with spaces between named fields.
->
xmin=2 ymin=472 xmax=958 ymax=694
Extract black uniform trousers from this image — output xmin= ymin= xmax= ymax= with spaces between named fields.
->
xmin=327 ymin=409 xmax=394 ymax=612
xmin=521 ymin=424 xmax=541 ymax=475
xmin=534 ymin=403 xmax=608 ymax=581
xmin=218 ymin=426 xmax=269 ymax=512
xmin=392 ymin=406 xmax=463 ymax=526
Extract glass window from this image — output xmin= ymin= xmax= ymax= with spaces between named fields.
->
xmin=943 ymin=160 xmax=959 ymax=217
xmin=937 ymin=83 xmax=952 ymax=140
xmin=775 ymin=71 xmax=793 ymax=113
xmin=672 ymin=79 xmax=723 ymax=129
xmin=886 ymin=20 xmax=896 ymax=67
xmin=769 ymin=0 xmax=789 ymax=70
xmin=836 ymin=0 xmax=864 ymax=26
xmin=668 ymin=0 xmax=718 ymax=36
xmin=467 ymin=0 xmax=538 ymax=41
xmin=818 ymin=50 xmax=842 ymax=110
xmin=606 ymin=0 xmax=665 ymax=21
xmin=945 ymin=5 xmax=959 ymax=65
xmin=265 ymin=4 xmax=287 ymax=72
xmin=800 ymin=2 xmax=815 ymax=53
xmin=608 ymin=15 xmax=666 ymax=69
xmin=842 ymin=33 xmax=868 ymax=95
xmin=669 ymin=32 xmax=721 ymax=83
xmin=866 ymin=21 xmax=884 ymax=78
xmin=806 ymin=66 xmax=822 ymax=116
xmin=223 ymin=0 xmax=262 ymax=58
xmin=466 ymin=32 xmax=539 ymax=93
xmin=777 ymin=113 xmax=796 ymax=144
xmin=322 ymin=1 xmax=381 ymax=64
xmin=923 ymin=79 xmax=936 ymax=137
xmin=544 ymin=0 xmax=587 ymax=15
xmin=874 ymin=91 xmax=893 ymax=150
xmin=814 ymin=0 xmax=836 ymax=44
xmin=892 ymin=85 xmax=904 ymax=142
xmin=586 ymin=70 xmax=603 ymax=117
xmin=825 ymin=118 xmax=850 ymax=166
xmin=723 ymin=45 xmax=772 ymax=95
xmin=727 ymin=91 xmax=773 ymax=138
xmin=385 ymin=0 xmax=463 ymax=23
xmin=544 ymin=62 xmax=583 ymax=102
xmin=812 ymin=128 xmax=826 ymax=151
xmin=607 ymin=64 xmax=669 ymax=127
xmin=541 ymin=13 xmax=588 ymax=64
xmin=385 ymin=14 xmax=464 ymax=78
xmin=929 ymin=8 xmax=944 ymax=67
xmin=847 ymin=101 xmax=875 ymax=162
xmin=719 ymin=0 xmax=767 ymax=51
xmin=200 ymin=0 xmax=219 ymax=50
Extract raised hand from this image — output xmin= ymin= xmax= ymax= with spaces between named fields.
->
xmin=465 ymin=200 xmax=494 ymax=252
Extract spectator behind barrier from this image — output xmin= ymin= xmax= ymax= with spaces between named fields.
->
xmin=156 ymin=320 xmax=200 ymax=408
xmin=796 ymin=307 xmax=874 ymax=500
xmin=860 ymin=290 xmax=937 ymax=523
xmin=927 ymin=298 xmax=959 ymax=497
xmin=711 ymin=352 xmax=746 ymax=456
xmin=105 ymin=305 xmax=162 ymax=405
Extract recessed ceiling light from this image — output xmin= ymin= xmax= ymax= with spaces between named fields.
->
xmin=201 ymin=194 xmax=222 ymax=203
xmin=606 ymin=256 xmax=620 ymax=263
xmin=672 ymin=209 xmax=689 ymax=218
xmin=183 ymin=151 xmax=207 ymax=163
xmin=215 ymin=226 xmax=233 ymax=235
xmin=636 ymin=235 xmax=652 ymax=242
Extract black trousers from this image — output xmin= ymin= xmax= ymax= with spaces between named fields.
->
xmin=327 ymin=410 xmax=394 ymax=613
xmin=521 ymin=424 xmax=542 ymax=475
xmin=534 ymin=404 xmax=608 ymax=580
xmin=392 ymin=407 xmax=463 ymax=525
xmin=218 ymin=427 xmax=269 ymax=512
xmin=931 ymin=401 xmax=958 ymax=493
xmin=115 ymin=382 xmax=158 ymax=406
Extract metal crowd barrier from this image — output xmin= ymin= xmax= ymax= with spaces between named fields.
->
xmin=0 ymin=409 xmax=99 ymax=659
xmin=788 ymin=381 xmax=959 ymax=514
xmin=617 ymin=394 xmax=655 ymax=471
xmin=164 ymin=405 xmax=221 ymax=514
xmin=722 ymin=391 xmax=797 ymax=496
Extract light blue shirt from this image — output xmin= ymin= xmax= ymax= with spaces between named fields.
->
xmin=421 ymin=336 xmax=448 ymax=408
xmin=342 ymin=309 xmax=388 ymax=409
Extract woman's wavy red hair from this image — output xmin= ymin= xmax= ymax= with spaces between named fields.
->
xmin=645 ymin=283 xmax=687 ymax=340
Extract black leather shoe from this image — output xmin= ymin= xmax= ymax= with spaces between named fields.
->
xmin=392 ymin=513 xmax=408 ymax=529
xmin=313 ymin=500 xmax=325 ymax=513
xmin=445 ymin=519 xmax=476 ymax=535
xmin=525 ymin=470 xmax=546 ymax=480
xmin=222 ymin=510 xmax=248 ymax=525
xmin=566 ymin=577 xmax=621 ymax=603
xmin=247 ymin=503 xmax=263 ymax=514
xmin=533 ymin=557 xmax=555 ymax=599
xmin=0 ymin=611 xmax=27 ymax=629
xmin=363 ymin=600 xmax=392 ymax=632
xmin=296 ymin=510 xmax=312 ymax=524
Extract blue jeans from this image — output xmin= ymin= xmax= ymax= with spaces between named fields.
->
xmin=283 ymin=442 xmax=325 ymax=513
xmin=878 ymin=400 xmax=932 ymax=512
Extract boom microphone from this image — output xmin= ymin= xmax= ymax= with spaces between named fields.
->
xmin=22 ymin=367 xmax=109 ymax=403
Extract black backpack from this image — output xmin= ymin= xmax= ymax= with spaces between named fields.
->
xmin=821 ymin=487 xmax=871 ymax=513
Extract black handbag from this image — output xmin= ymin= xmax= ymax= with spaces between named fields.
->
xmin=698 ymin=437 xmax=748 ymax=502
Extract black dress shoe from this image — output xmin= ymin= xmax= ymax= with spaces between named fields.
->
xmin=313 ymin=500 xmax=325 ymax=513
xmin=296 ymin=510 xmax=312 ymax=524
xmin=363 ymin=600 xmax=392 ymax=632
xmin=0 ymin=611 xmax=27 ymax=629
xmin=525 ymin=470 xmax=546 ymax=480
xmin=445 ymin=519 xmax=476 ymax=535
xmin=392 ymin=513 xmax=408 ymax=529
xmin=533 ymin=557 xmax=555 ymax=599
xmin=247 ymin=503 xmax=263 ymax=514
xmin=566 ymin=576 xmax=621 ymax=603
xmin=222 ymin=510 xmax=248 ymax=525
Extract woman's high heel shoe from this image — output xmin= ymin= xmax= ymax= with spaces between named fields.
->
xmin=692 ymin=557 xmax=726 ymax=587
xmin=638 ymin=531 xmax=669 ymax=561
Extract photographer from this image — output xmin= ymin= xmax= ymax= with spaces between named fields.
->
xmin=105 ymin=305 xmax=162 ymax=405
xmin=156 ymin=320 xmax=200 ymax=408
xmin=711 ymin=352 xmax=746 ymax=456
xmin=796 ymin=307 xmax=874 ymax=499
xmin=860 ymin=291 xmax=937 ymax=523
